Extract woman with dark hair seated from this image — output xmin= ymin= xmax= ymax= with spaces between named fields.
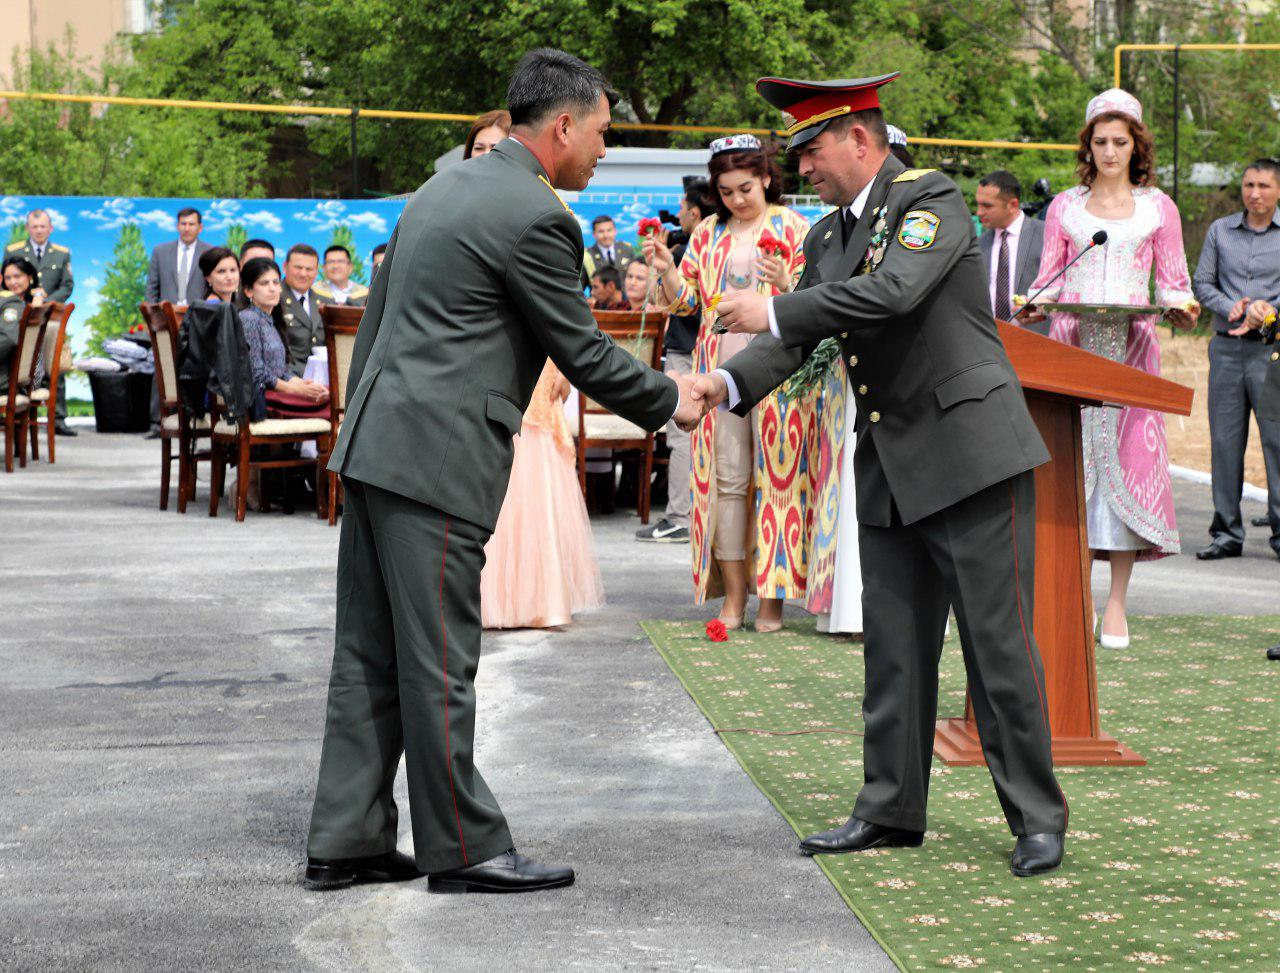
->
xmin=238 ymin=257 xmax=328 ymax=416
xmin=198 ymin=246 xmax=241 ymax=304
xmin=2 ymin=256 xmax=44 ymax=307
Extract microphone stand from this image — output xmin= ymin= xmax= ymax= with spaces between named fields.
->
xmin=1010 ymin=235 xmax=1106 ymax=321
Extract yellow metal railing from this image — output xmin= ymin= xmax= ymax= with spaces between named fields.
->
xmin=0 ymin=89 xmax=1076 ymax=153
xmin=1114 ymin=42 xmax=1280 ymax=88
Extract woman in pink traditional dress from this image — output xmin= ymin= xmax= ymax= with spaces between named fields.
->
xmin=479 ymin=358 xmax=605 ymax=629
xmin=645 ymin=134 xmax=814 ymax=633
xmin=1027 ymin=89 xmax=1198 ymax=649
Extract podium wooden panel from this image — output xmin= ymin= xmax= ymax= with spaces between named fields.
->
xmin=933 ymin=321 xmax=1193 ymax=767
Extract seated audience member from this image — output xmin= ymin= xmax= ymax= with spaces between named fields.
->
xmin=2 ymin=257 xmax=44 ymax=307
xmin=370 ymin=243 xmax=388 ymax=279
xmin=464 ymin=109 xmax=512 ymax=159
xmin=238 ymin=257 xmax=328 ymax=417
xmin=239 ymin=239 xmax=275 ymax=266
xmin=313 ymin=245 xmax=369 ymax=307
xmin=199 ymin=247 xmax=241 ymax=303
xmin=622 ymin=259 xmax=659 ymax=311
xmin=589 ymin=266 xmax=626 ymax=310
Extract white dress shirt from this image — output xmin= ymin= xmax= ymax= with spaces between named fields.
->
xmin=987 ymin=211 xmax=1024 ymax=313
xmin=716 ymin=178 xmax=876 ymax=409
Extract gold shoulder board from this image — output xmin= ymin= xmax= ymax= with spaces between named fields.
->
xmin=893 ymin=168 xmax=937 ymax=183
xmin=4 ymin=242 xmax=23 ymax=252
xmin=50 ymin=244 xmax=69 ymax=253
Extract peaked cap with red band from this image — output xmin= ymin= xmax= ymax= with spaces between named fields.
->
xmin=756 ymin=73 xmax=900 ymax=150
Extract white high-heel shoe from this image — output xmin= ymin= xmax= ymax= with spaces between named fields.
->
xmin=1099 ymin=618 xmax=1129 ymax=650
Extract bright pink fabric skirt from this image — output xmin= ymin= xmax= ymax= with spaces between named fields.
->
xmin=480 ymin=426 xmax=604 ymax=629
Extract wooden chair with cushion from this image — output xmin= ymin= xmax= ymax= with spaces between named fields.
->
xmin=1 ymin=303 xmax=52 ymax=473
xmin=574 ymin=308 xmax=668 ymax=525
xmin=139 ymin=301 xmax=211 ymax=512
xmin=318 ymin=304 xmax=362 ymax=525
xmin=28 ymin=301 xmax=75 ymax=463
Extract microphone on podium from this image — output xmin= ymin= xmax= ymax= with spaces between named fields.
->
xmin=1010 ymin=229 xmax=1108 ymax=320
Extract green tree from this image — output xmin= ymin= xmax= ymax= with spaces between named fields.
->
xmin=224 ymin=223 xmax=247 ymax=255
xmin=328 ymin=225 xmax=366 ymax=284
xmin=7 ymin=223 xmax=26 ymax=245
xmin=85 ymin=224 xmax=148 ymax=356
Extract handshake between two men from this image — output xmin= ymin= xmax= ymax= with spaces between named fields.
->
xmin=665 ymin=289 xmax=774 ymax=432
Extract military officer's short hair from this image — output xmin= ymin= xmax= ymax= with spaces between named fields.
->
xmin=978 ymin=170 xmax=1022 ymax=202
xmin=286 ymin=243 xmax=319 ymax=264
xmin=823 ymin=109 xmax=889 ymax=148
xmin=324 ymin=245 xmax=352 ymax=261
xmin=506 ymin=48 xmax=619 ymax=127
xmin=591 ymin=215 xmax=615 ymax=228
xmin=26 ymin=208 xmax=51 ymax=223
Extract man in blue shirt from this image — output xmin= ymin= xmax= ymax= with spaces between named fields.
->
xmin=1192 ymin=158 xmax=1280 ymax=561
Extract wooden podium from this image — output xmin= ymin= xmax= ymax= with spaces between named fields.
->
xmin=933 ymin=321 xmax=1193 ymax=767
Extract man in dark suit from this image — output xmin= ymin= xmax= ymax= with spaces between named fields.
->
xmin=306 ymin=48 xmax=700 ymax=895
xmin=145 ymin=208 xmax=212 ymax=434
xmin=706 ymin=74 xmax=1068 ymax=878
xmin=6 ymin=209 xmax=75 ymax=434
xmin=581 ymin=214 xmax=635 ymax=288
xmin=976 ymin=170 xmax=1047 ymax=335
xmin=278 ymin=244 xmax=325 ymax=375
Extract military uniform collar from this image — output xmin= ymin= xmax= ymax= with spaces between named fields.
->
xmin=495 ymin=136 xmax=551 ymax=181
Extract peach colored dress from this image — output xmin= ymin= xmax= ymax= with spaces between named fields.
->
xmin=481 ymin=361 xmax=604 ymax=628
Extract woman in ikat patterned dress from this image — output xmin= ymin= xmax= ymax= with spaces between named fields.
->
xmin=646 ymin=135 xmax=818 ymax=632
xmin=1027 ymin=89 xmax=1198 ymax=650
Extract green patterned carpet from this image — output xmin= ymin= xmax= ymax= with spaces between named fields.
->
xmin=642 ymin=615 xmax=1280 ymax=971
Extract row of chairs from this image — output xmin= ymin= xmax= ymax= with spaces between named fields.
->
xmin=139 ymin=303 xmax=666 ymax=525
xmin=140 ymin=301 xmax=359 ymax=522
xmin=1 ymin=302 xmax=75 ymax=473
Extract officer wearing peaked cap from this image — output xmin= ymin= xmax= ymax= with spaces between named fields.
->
xmin=708 ymin=73 xmax=1069 ymax=877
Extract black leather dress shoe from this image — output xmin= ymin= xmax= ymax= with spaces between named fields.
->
xmin=304 ymin=850 xmax=421 ymax=890
xmin=1266 ymin=645 xmax=1280 ymax=661
xmin=799 ymin=815 xmax=924 ymax=856
xmin=1195 ymin=542 xmax=1243 ymax=560
xmin=1252 ymin=515 xmax=1271 ymax=528
xmin=428 ymin=850 xmax=574 ymax=893
xmin=1010 ymin=832 xmax=1065 ymax=877
xmin=54 ymin=422 xmax=77 ymax=437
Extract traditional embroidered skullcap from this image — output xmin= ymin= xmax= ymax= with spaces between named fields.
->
xmin=886 ymin=124 xmax=908 ymax=147
xmin=709 ymin=134 xmax=763 ymax=156
xmin=1086 ymin=88 xmax=1142 ymax=125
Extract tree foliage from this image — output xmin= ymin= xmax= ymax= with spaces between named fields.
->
xmin=85 ymin=224 xmax=148 ymax=356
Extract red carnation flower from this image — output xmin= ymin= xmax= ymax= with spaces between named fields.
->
xmin=637 ymin=217 xmax=664 ymax=237
xmin=757 ymin=231 xmax=791 ymax=260
xmin=706 ymin=619 xmax=729 ymax=642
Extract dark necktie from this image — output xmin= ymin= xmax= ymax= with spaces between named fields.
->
xmin=993 ymin=230 xmax=1012 ymax=321
xmin=841 ymin=207 xmax=857 ymax=248
xmin=34 ymin=245 xmax=43 ymax=262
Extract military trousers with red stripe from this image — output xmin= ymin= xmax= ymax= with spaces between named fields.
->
xmin=852 ymin=469 xmax=1069 ymax=837
xmin=307 ymin=478 xmax=514 ymax=873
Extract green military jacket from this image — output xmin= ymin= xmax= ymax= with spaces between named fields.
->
xmin=721 ymin=154 xmax=1049 ymax=527
xmin=5 ymin=239 xmax=73 ymax=303
xmin=278 ymin=287 xmax=324 ymax=376
xmin=0 ymin=291 xmax=25 ymax=395
xmin=313 ymin=280 xmax=369 ymax=308
xmin=330 ymin=138 xmax=678 ymax=532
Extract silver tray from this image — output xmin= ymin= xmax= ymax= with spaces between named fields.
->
xmin=1035 ymin=302 xmax=1169 ymax=315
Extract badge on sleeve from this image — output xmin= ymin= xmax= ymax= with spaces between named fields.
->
xmin=897 ymin=210 xmax=940 ymax=251
xmin=2 ymin=307 xmax=18 ymax=322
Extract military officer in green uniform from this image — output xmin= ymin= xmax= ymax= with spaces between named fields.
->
xmin=0 ymin=290 xmax=24 ymax=398
xmin=6 ymin=209 xmax=74 ymax=433
xmin=278 ymin=244 xmax=325 ymax=375
xmin=706 ymin=73 xmax=1068 ymax=877
xmin=305 ymin=49 xmax=700 ymax=894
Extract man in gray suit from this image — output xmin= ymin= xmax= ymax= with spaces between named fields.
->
xmin=707 ymin=73 xmax=1068 ymax=878
xmin=976 ymin=170 xmax=1047 ymax=335
xmin=306 ymin=48 xmax=700 ymax=895
xmin=145 ymin=208 xmax=212 ymax=306
xmin=145 ymin=208 xmax=212 ymax=434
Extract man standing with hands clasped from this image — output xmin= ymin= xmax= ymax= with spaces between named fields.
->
xmin=306 ymin=48 xmax=702 ymax=894
xmin=698 ymin=72 xmax=1069 ymax=877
